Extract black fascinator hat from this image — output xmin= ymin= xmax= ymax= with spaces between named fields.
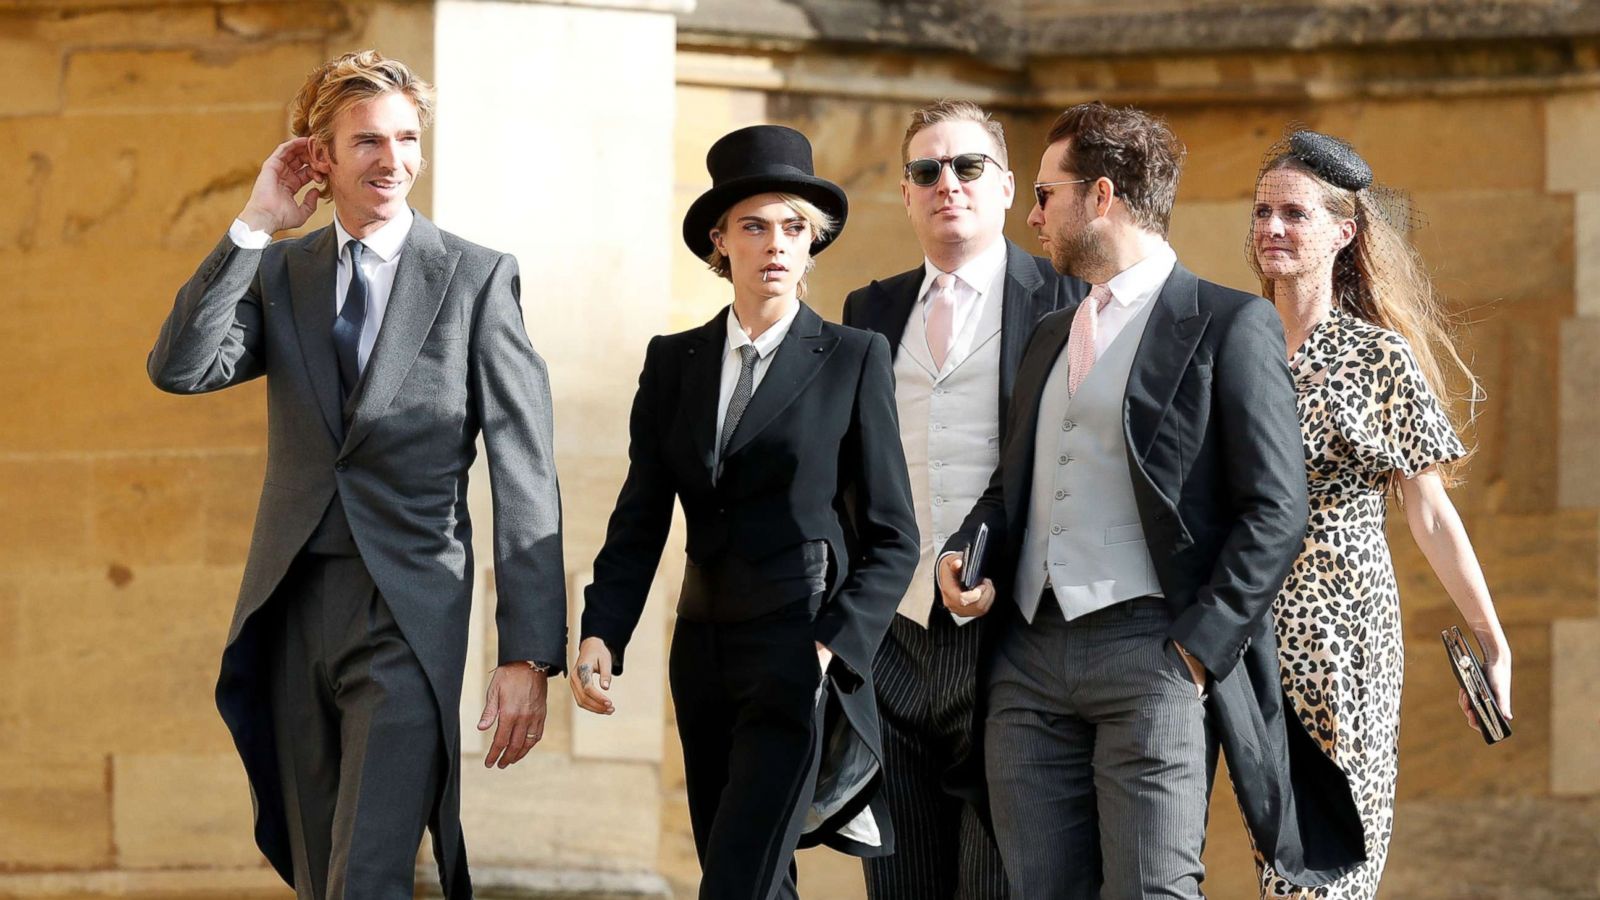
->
xmin=1287 ymin=131 xmax=1373 ymax=192
xmin=682 ymin=125 xmax=849 ymax=260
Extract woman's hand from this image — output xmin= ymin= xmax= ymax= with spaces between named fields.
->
xmin=1461 ymin=636 xmax=1512 ymax=734
xmin=570 ymin=636 xmax=616 ymax=716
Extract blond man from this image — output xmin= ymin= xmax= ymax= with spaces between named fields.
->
xmin=841 ymin=100 xmax=1088 ymax=900
xmin=148 ymin=51 xmax=565 ymax=898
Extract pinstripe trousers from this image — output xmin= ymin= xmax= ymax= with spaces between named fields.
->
xmin=864 ymin=609 xmax=1010 ymax=900
xmin=985 ymin=597 xmax=1209 ymax=900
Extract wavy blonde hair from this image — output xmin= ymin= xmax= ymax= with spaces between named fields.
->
xmin=289 ymin=50 xmax=435 ymax=155
xmin=1253 ymin=155 xmax=1478 ymax=486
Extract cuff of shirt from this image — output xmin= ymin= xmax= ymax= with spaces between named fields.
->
xmin=228 ymin=218 xmax=273 ymax=249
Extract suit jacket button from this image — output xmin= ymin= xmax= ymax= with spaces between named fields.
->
xmin=334 ymin=460 xmax=349 ymax=472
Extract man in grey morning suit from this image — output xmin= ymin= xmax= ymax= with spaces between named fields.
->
xmin=841 ymin=100 xmax=1085 ymax=900
xmin=938 ymin=103 xmax=1364 ymax=898
xmin=147 ymin=52 xmax=566 ymax=899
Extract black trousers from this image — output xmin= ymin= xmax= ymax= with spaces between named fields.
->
xmin=265 ymin=552 xmax=445 ymax=900
xmin=670 ymin=598 xmax=827 ymax=900
xmin=865 ymin=610 xmax=1009 ymax=900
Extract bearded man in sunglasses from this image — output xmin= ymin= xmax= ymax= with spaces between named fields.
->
xmin=841 ymin=100 xmax=1088 ymax=900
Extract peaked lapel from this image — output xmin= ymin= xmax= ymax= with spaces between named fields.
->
xmin=286 ymin=226 xmax=344 ymax=445
xmin=723 ymin=303 xmax=840 ymax=461
xmin=1123 ymin=262 xmax=1209 ymax=463
xmin=340 ymin=214 xmax=461 ymax=456
xmin=682 ymin=310 xmax=728 ymax=480
xmin=858 ymin=268 xmax=921 ymax=362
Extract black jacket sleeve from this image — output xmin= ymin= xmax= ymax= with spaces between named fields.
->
xmin=1166 ymin=298 xmax=1308 ymax=682
xmin=580 ymin=337 xmax=678 ymax=674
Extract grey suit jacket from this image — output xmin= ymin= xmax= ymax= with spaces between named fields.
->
xmin=147 ymin=212 xmax=565 ymax=897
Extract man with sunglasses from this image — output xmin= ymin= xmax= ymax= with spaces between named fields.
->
xmin=841 ymin=99 xmax=1088 ymax=900
xmin=936 ymin=102 xmax=1363 ymax=898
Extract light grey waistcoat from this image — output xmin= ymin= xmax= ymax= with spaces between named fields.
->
xmin=892 ymin=286 xmax=1003 ymax=627
xmin=1014 ymin=296 xmax=1163 ymax=622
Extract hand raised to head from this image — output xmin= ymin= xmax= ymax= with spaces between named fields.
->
xmin=238 ymin=137 xmax=324 ymax=235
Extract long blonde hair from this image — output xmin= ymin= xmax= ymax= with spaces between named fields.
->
xmin=1254 ymin=156 xmax=1478 ymax=486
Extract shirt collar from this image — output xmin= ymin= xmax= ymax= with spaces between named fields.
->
xmin=918 ymin=235 xmax=1008 ymax=302
xmin=333 ymin=207 xmax=414 ymax=263
xmin=726 ymin=302 xmax=800 ymax=360
xmin=1102 ymin=241 xmax=1177 ymax=309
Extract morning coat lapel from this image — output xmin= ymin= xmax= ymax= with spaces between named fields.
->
xmin=286 ymin=226 xmax=345 ymax=445
xmin=682 ymin=311 xmax=727 ymax=479
xmin=340 ymin=214 xmax=460 ymax=456
xmin=998 ymin=240 xmax=1052 ymax=413
xmin=1123 ymin=262 xmax=1209 ymax=462
xmin=860 ymin=268 xmax=921 ymax=362
xmin=722 ymin=302 xmax=839 ymax=461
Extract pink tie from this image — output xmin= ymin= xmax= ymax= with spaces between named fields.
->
xmin=1066 ymin=284 xmax=1114 ymax=396
xmin=925 ymin=273 xmax=959 ymax=371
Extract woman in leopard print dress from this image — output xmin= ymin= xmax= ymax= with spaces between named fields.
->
xmin=1246 ymin=132 xmax=1514 ymax=899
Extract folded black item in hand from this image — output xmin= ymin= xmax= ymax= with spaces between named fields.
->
xmin=960 ymin=523 xmax=989 ymax=592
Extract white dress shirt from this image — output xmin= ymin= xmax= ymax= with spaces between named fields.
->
xmin=1091 ymin=241 xmax=1177 ymax=355
xmin=713 ymin=302 xmax=799 ymax=467
xmin=228 ymin=209 xmax=416 ymax=376
xmin=913 ymin=236 xmax=1008 ymax=370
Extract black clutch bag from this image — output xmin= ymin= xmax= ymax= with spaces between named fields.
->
xmin=1440 ymin=625 xmax=1511 ymax=745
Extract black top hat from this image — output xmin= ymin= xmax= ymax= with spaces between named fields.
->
xmin=682 ymin=125 xmax=849 ymax=260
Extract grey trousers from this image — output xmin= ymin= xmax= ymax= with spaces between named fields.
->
xmin=267 ymin=553 xmax=446 ymax=900
xmin=866 ymin=610 xmax=1009 ymax=900
xmin=985 ymin=597 xmax=1209 ymax=900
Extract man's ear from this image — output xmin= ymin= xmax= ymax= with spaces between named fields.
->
xmin=1095 ymin=178 xmax=1117 ymax=219
xmin=307 ymin=136 xmax=333 ymax=179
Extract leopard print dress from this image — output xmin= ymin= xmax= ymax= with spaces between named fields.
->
xmin=1257 ymin=310 xmax=1465 ymax=900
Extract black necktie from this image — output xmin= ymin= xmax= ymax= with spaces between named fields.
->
xmin=716 ymin=344 xmax=760 ymax=481
xmin=333 ymin=240 xmax=368 ymax=399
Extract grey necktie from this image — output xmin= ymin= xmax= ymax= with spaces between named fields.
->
xmin=716 ymin=344 xmax=760 ymax=480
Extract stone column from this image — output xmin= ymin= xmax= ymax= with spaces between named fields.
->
xmin=421 ymin=0 xmax=690 ymax=893
xmin=1550 ymin=90 xmax=1600 ymax=805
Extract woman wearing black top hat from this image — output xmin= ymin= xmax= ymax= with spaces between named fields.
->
xmin=570 ymin=124 xmax=920 ymax=899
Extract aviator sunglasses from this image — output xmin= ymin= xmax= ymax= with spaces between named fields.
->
xmin=904 ymin=153 xmax=1003 ymax=187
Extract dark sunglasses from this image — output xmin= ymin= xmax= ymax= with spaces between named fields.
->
xmin=904 ymin=153 xmax=1003 ymax=187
